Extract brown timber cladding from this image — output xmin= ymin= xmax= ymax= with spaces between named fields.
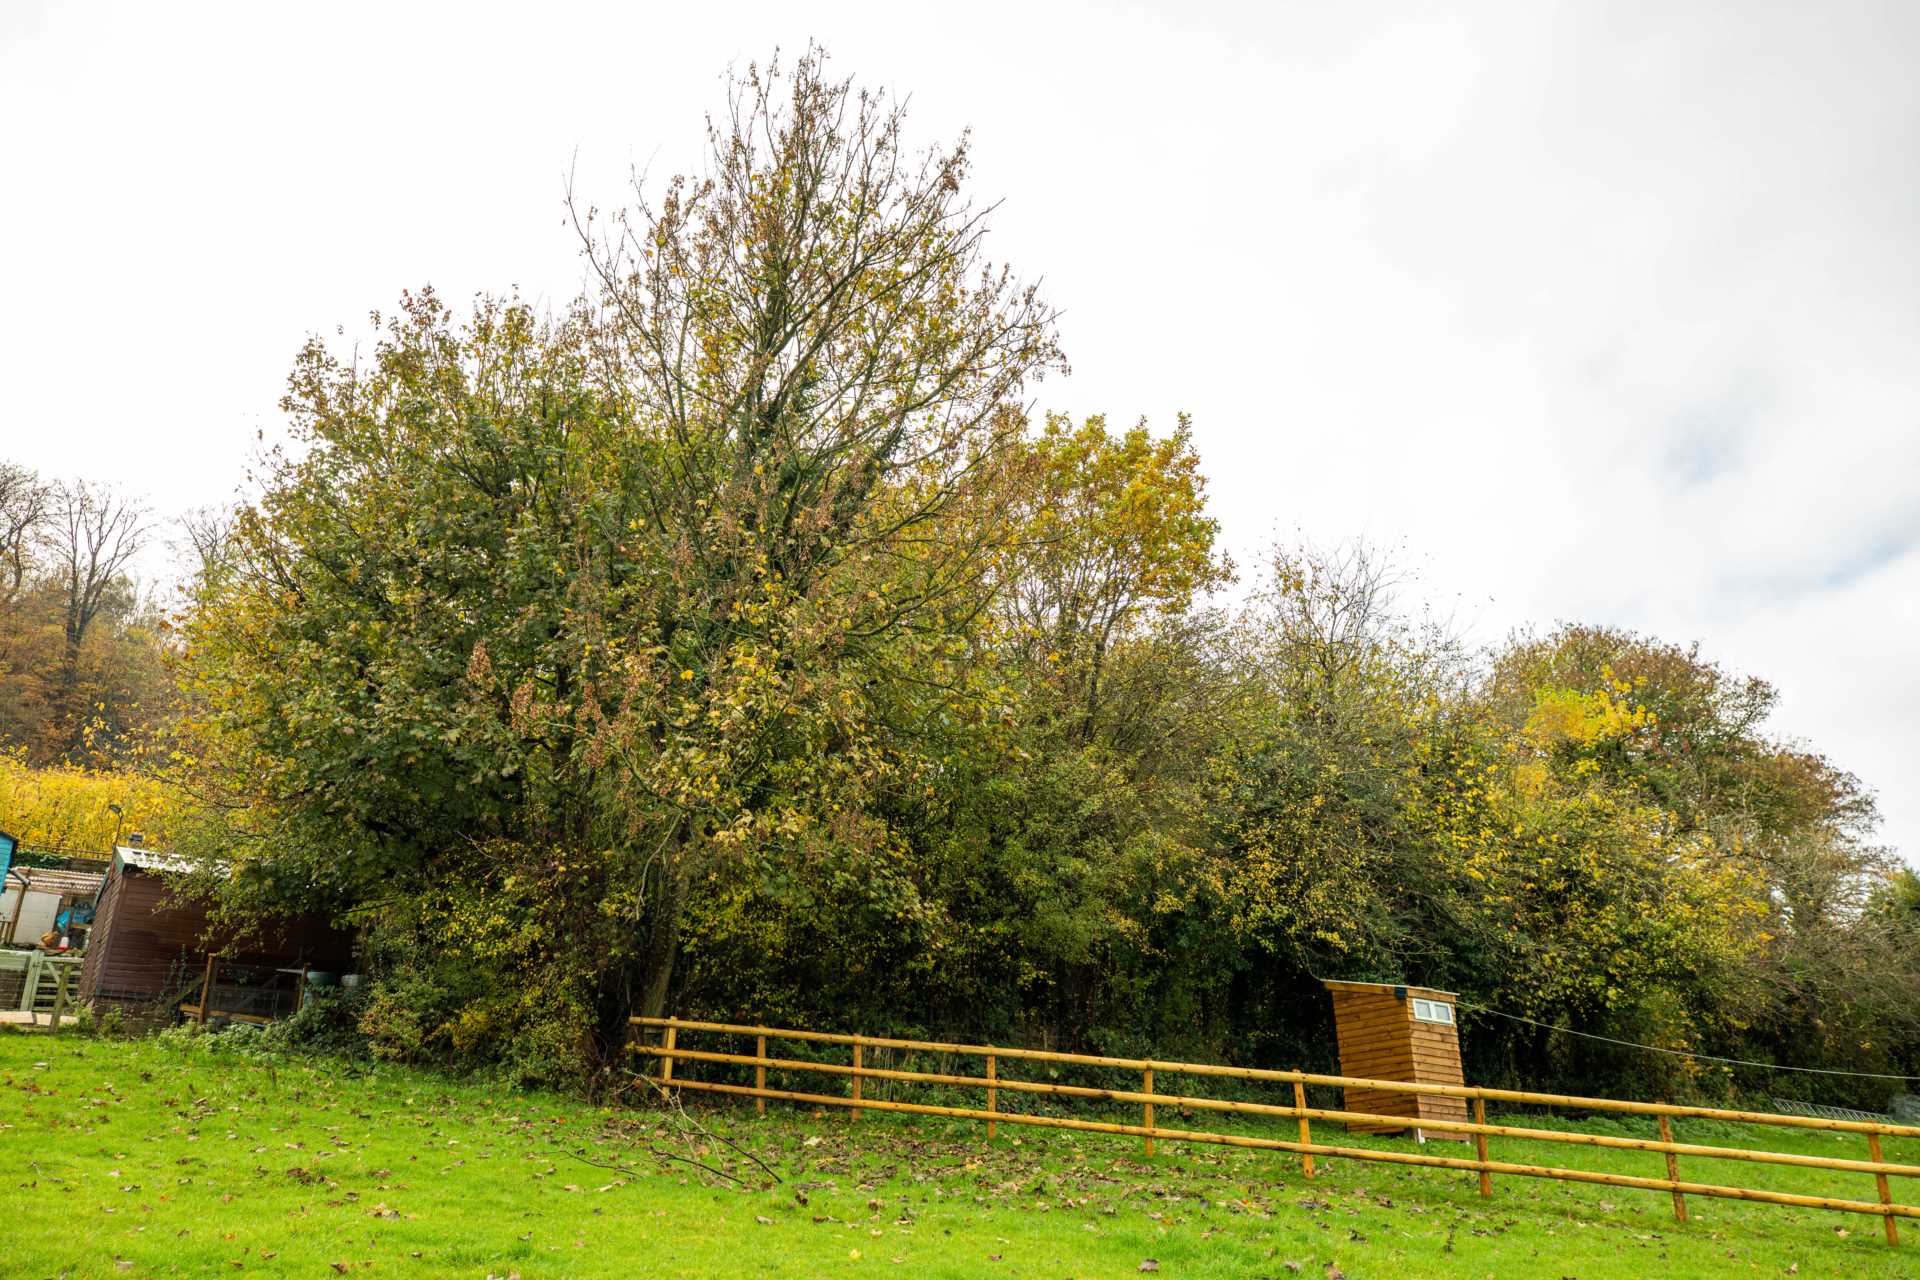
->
xmin=1325 ymin=980 xmax=1468 ymax=1138
xmin=631 ymin=1015 xmax=1920 ymax=1247
xmin=78 ymin=862 xmax=352 ymax=1015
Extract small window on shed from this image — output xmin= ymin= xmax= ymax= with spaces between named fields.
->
xmin=1411 ymin=998 xmax=1454 ymax=1025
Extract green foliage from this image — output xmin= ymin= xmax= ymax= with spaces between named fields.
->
xmin=269 ymin=987 xmax=370 ymax=1056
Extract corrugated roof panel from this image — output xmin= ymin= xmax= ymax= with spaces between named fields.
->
xmin=10 ymin=867 xmax=107 ymax=896
xmin=115 ymin=846 xmax=201 ymax=874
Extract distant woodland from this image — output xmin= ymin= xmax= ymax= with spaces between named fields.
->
xmin=3 ymin=52 xmax=1915 ymax=1105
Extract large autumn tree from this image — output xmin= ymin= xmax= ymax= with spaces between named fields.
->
xmin=179 ymin=49 xmax=1060 ymax=1072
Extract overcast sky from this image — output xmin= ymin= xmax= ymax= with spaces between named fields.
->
xmin=3 ymin=1 xmax=1916 ymax=861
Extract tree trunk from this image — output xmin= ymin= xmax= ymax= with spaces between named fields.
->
xmin=590 ymin=838 xmax=689 ymax=1075
xmin=50 ymin=635 xmax=85 ymax=761
xmin=637 ymin=878 xmax=685 ymax=1021
xmin=1079 ymin=632 xmax=1107 ymax=745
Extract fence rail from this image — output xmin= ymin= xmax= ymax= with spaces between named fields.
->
xmin=631 ymin=1015 xmax=1919 ymax=1246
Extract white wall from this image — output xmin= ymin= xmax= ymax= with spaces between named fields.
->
xmin=0 ymin=888 xmax=61 ymax=944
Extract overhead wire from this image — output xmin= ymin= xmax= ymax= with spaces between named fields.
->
xmin=1451 ymin=998 xmax=1920 ymax=1083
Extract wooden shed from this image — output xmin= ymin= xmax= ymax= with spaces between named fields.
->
xmin=79 ymin=845 xmax=353 ymax=1022
xmin=1322 ymin=979 xmax=1469 ymax=1140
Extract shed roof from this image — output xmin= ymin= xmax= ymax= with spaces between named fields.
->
xmin=3 ymin=866 xmax=107 ymax=897
xmin=113 ymin=845 xmax=203 ymax=875
xmin=1320 ymin=978 xmax=1458 ymax=1001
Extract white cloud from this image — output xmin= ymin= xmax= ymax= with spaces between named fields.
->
xmin=2 ymin=0 xmax=1913 ymax=856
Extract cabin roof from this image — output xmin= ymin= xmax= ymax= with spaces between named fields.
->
xmin=1319 ymin=978 xmax=1459 ymax=1001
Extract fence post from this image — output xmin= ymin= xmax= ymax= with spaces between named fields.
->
xmin=196 ymin=954 xmax=217 ymax=1026
xmin=851 ymin=1041 xmax=863 ymax=1120
xmin=986 ymin=1054 xmax=997 ymax=1140
xmin=1657 ymin=1115 xmax=1686 ymax=1222
xmin=1473 ymin=1098 xmax=1491 ymax=1197
xmin=660 ymin=1023 xmax=677 ymax=1097
xmin=1142 ymin=1069 xmax=1155 ymax=1157
xmin=755 ymin=1034 xmax=767 ymax=1116
xmin=1868 ymin=1133 xmax=1899 ymax=1246
xmin=51 ymin=963 xmax=68 ymax=1029
xmin=20 ymin=950 xmax=43 ymax=1013
xmin=1293 ymin=1080 xmax=1314 ymax=1179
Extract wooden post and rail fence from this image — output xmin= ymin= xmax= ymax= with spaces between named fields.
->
xmin=0 ymin=950 xmax=82 ymax=1025
xmin=632 ymin=1014 xmax=1920 ymax=1247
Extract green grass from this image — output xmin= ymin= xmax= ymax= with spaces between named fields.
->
xmin=3 ymin=1029 xmax=1915 ymax=1278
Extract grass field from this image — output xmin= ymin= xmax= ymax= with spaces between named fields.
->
xmin=3 ymin=1028 xmax=1915 ymax=1278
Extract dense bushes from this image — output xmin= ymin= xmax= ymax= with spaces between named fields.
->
xmin=662 ymin=586 xmax=1920 ymax=1107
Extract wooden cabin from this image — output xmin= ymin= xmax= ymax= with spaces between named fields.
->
xmin=1322 ymin=979 xmax=1469 ymax=1140
xmin=78 ymin=845 xmax=353 ymax=1022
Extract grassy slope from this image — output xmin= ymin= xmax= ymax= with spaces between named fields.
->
xmin=2 ymin=1030 xmax=1914 ymax=1279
